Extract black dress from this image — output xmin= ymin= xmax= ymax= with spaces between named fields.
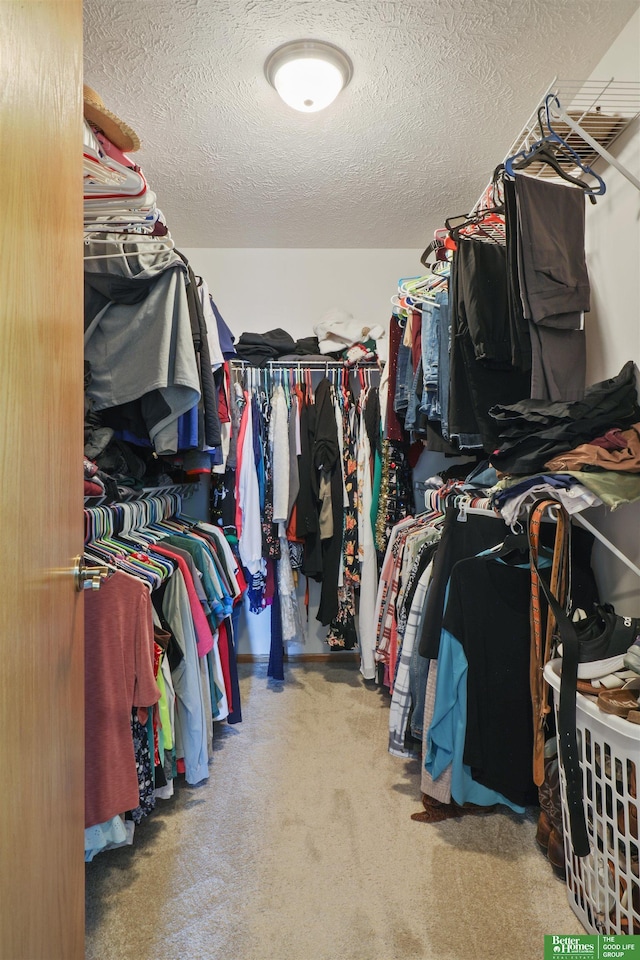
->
xmin=313 ymin=379 xmax=343 ymax=626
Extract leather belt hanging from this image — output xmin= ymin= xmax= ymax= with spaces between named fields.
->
xmin=529 ymin=499 xmax=568 ymax=786
xmin=528 ymin=498 xmax=590 ymax=858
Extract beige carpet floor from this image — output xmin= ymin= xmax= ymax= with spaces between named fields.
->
xmin=85 ymin=661 xmax=583 ymax=960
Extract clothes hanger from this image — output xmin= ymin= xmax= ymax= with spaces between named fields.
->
xmin=83 ymin=544 xmax=118 ymax=573
xmin=84 ymin=192 xmax=159 ymax=235
xmin=443 ymin=165 xmax=507 ymax=244
xmin=445 ymin=209 xmax=505 ymax=244
xmin=83 ymin=215 xmax=161 ymax=235
xmin=83 ymin=192 xmax=158 ymax=217
xmin=83 ymin=121 xmax=171 ymax=261
xmin=92 ymin=504 xmax=143 ymax=553
xmin=84 ymin=232 xmax=169 ymax=245
xmin=148 ymin=514 xmax=192 ymax=537
xmin=489 ymin=532 xmax=530 ymax=562
xmin=398 ymin=274 xmax=447 ymax=306
xmin=420 ymin=231 xmax=456 ymax=269
xmin=86 ymin=523 xmax=161 ymax=587
xmin=504 ymin=100 xmax=606 ymax=201
xmin=83 ymin=146 xmax=148 ymax=199
xmin=113 ymin=501 xmax=159 ymax=549
xmin=505 ymin=142 xmax=603 ymax=200
xmin=446 ymin=206 xmax=505 ymax=245
xmin=87 ymin=500 xmax=178 ymax=585
xmin=390 ymin=295 xmax=410 ymax=315
xmin=110 ymin=506 xmax=176 ymax=583
xmin=544 ymin=94 xmax=608 ymax=194
xmin=83 ymin=237 xmax=175 ymax=260
xmin=422 ymin=486 xmax=442 ymax=518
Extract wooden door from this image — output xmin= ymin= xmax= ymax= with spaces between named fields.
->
xmin=0 ymin=2 xmax=84 ymax=957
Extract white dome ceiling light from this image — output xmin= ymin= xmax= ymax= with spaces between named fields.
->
xmin=265 ymin=40 xmax=353 ymax=113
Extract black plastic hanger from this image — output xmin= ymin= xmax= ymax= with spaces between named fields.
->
xmin=491 ymin=532 xmax=530 ymax=562
xmin=445 ymin=166 xmax=506 ymax=242
xmin=504 ymin=100 xmax=605 ymax=202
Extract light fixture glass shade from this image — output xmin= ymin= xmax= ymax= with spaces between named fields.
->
xmin=265 ymin=40 xmax=353 ymax=113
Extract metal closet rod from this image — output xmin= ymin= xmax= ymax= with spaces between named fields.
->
xmin=83 ymin=483 xmax=197 ymax=509
xmin=230 ymin=358 xmax=382 ymax=366
xmin=543 ymin=503 xmax=640 ymax=580
xmin=573 ymin=514 xmax=640 ymax=580
xmin=417 ymin=484 xmax=640 ymax=579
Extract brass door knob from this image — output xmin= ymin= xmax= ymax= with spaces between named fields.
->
xmin=73 ymin=557 xmax=110 ymax=592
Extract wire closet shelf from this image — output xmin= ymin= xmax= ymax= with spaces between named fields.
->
xmin=502 ymin=77 xmax=640 ymax=189
xmin=465 ymin=77 xmax=640 ymax=246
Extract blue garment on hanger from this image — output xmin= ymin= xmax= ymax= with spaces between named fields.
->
xmin=177 ymin=403 xmax=199 ymax=450
xmin=425 ymin=626 xmax=526 ymax=814
xmin=251 ymin=394 xmax=266 ymax=510
xmin=420 ymin=298 xmax=441 ymax=420
xmin=426 ymin=551 xmax=551 ymax=811
xmin=210 ymin=296 xmax=237 ymax=359
xmin=227 ymin=605 xmax=243 ymax=724
xmin=268 ymin=569 xmax=285 ymax=682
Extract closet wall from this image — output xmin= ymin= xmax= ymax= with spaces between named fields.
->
xmin=583 ymin=8 xmax=640 ymax=615
xmin=181 ymin=247 xmax=420 ymax=341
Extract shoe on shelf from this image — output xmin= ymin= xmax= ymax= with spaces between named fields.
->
xmin=559 ymin=605 xmax=640 ymax=680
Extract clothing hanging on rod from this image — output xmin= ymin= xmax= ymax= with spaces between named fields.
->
xmin=413 ymin=80 xmax=638 ymax=417
xmin=83 ymin=494 xmax=246 ymax=861
xmin=372 ymin=477 xmax=603 ymax=827
xmin=224 ymin=359 xmax=413 ymax=671
xmin=83 ymin=99 xmax=238 ymax=493
xmin=84 ymin=246 xmax=235 ymax=476
xmin=387 ymin=244 xmax=531 ymax=458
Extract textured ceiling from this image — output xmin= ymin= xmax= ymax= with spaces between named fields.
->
xmin=83 ymin=0 xmax=639 ymax=248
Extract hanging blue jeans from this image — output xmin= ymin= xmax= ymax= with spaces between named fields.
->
xmin=420 ymin=298 xmax=441 ymax=420
xmin=404 ymin=358 xmax=423 ymax=433
xmin=393 ymin=335 xmax=412 ymax=416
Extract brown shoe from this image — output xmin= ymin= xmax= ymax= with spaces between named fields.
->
xmin=597 ymin=688 xmax=640 ymax=717
xmin=547 ymin=827 xmax=566 ymax=877
xmin=536 ymin=810 xmax=552 ymax=851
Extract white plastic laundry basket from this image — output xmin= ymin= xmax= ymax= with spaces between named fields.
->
xmin=544 ymin=660 xmax=639 ymax=935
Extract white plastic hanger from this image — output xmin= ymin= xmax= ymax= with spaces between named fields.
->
xmin=83 ymin=234 xmax=175 ymax=261
xmin=83 ymin=144 xmax=148 ymax=200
